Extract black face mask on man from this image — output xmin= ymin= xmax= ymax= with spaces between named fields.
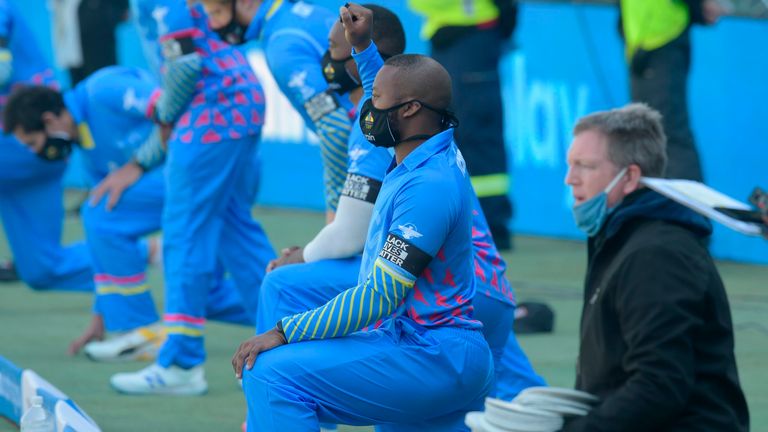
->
xmin=37 ymin=132 xmax=74 ymax=161
xmin=321 ymin=51 xmax=359 ymax=95
xmin=358 ymin=98 xmax=459 ymax=148
xmin=214 ymin=1 xmax=248 ymax=45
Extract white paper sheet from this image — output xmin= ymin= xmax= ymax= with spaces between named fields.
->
xmin=641 ymin=177 xmax=763 ymax=236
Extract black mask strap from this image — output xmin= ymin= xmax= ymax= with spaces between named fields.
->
xmin=414 ymin=100 xmax=459 ymax=130
xmin=399 ymin=134 xmax=434 ymax=143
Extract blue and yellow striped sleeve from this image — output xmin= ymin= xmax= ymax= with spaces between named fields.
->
xmin=313 ymin=106 xmax=351 ymax=212
xmin=133 ymin=125 xmax=166 ymax=171
xmin=281 ymin=257 xmax=414 ymax=343
xmin=155 ymin=39 xmax=201 ymax=124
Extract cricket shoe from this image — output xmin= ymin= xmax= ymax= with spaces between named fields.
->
xmin=84 ymin=324 xmax=164 ymax=362
xmin=110 ymin=363 xmax=207 ymax=396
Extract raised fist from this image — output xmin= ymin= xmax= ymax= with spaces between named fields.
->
xmin=339 ymin=3 xmax=373 ymax=53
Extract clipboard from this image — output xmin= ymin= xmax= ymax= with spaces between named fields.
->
xmin=640 ymin=177 xmax=765 ymax=236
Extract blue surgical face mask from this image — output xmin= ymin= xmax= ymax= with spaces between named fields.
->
xmin=572 ymin=167 xmax=628 ymax=236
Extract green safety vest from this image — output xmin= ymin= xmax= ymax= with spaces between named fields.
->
xmin=409 ymin=0 xmax=500 ymax=40
xmin=621 ymin=0 xmax=691 ymax=59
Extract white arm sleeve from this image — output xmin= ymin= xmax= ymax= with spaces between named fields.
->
xmin=302 ymin=195 xmax=374 ymax=262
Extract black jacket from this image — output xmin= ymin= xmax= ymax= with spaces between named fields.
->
xmin=564 ymin=190 xmax=749 ymax=432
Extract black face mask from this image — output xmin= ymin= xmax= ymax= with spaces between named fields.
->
xmin=214 ymin=2 xmax=248 ymax=45
xmin=37 ymin=134 xmax=74 ymax=161
xmin=359 ymin=98 xmax=459 ymax=148
xmin=321 ymin=51 xmax=359 ymax=95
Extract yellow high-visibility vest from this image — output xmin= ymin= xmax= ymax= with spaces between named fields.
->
xmin=409 ymin=0 xmax=500 ymax=40
xmin=621 ymin=0 xmax=690 ymax=59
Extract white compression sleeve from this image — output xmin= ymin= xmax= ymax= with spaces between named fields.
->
xmin=302 ymin=195 xmax=374 ymax=262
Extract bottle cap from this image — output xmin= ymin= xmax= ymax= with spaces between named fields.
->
xmin=31 ymin=395 xmax=43 ymax=405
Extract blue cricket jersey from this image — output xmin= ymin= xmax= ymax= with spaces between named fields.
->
xmin=153 ymin=1 xmax=265 ymax=144
xmin=130 ymin=0 xmax=167 ymax=76
xmin=359 ymin=128 xmax=481 ymax=329
xmin=351 ymin=42 xmax=516 ymax=308
xmin=63 ymin=67 xmax=158 ymax=181
xmin=242 ymin=0 xmax=351 ymax=212
xmin=281 ymin=127 xmax=481 ymax=343
xmin=244 ymin=0 xmax=339 ymax=126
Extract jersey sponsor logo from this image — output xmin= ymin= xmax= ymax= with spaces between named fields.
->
xmin=398 ymin=223 xmax=423 ymax=240
xmin=379 ymin=233 xmax=432 ymax=276
xmin=304 ymin=90 xmax=339 ymax=122
xmin=342 ymin=173 xmax=381 ymax=204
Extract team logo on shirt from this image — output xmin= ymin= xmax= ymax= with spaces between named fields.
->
xmin=398 ymin=223 xmax=423 ymax=240
xmin=289 ymin=70 xmax=316 ymax=101
xmin=348 ymin=147 xmax=368 ymax=162
xmin=123 ymin=88 xmax=147 ymax=113
xmin=291 ymin=2 xmax=314 ymax=18
xmin=363 ymin=112 xmax=375 ymax=131
xmin=348 ymin=147 xmax=369 ymax=173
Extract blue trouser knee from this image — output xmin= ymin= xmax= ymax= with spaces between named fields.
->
xmin=255 ymin=257 xmax=361 ymax=431
xmin=255 ymin=257 xmax=361 ymax=334
xmin=472 ymin=294 xmax=546 ymax=400
xmin=0 ymin=137 xmax=93 ymax=291
xmin=244 ymin=318 xmax=493 ymax=432
xmin=81 ymin=169 xmax=165 ymax=332
xmin=158 ymin=135 xmax=275 ymax=369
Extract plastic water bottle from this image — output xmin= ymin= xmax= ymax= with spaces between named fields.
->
xmin=20 ymin=396 xmax=55 ymax=432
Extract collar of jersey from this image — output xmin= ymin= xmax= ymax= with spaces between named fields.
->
xmin=62 ymin=89 xmax=95 ymax=149
xmin=397 ymin=128 xmax=454 ymax=173
xmin=63 ymin=89 xmax=85 ymax=126
xmin=245 ymin=0 xmax=283 ymax=41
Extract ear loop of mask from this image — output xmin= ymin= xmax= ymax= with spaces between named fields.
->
xmin=605 ymin=167 xmax=628 ymax=194
xmin=396 ymin=100 xmax=459 ymax=144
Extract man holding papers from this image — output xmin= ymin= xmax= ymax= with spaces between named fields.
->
xmin=562 ymin=103 xmax=748 ymax=431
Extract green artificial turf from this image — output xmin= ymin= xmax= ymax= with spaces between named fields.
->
xmin=1 ymin=206 xmax=767 ymax=431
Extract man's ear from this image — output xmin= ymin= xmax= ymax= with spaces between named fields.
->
xmin=401 ymin=100 xmax=422 ymax=118
xmin=623 ymin=164 xmax=643 ymax=195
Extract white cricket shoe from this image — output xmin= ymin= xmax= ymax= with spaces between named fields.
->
xmin=84 ymin=324 xmax=164 ymax=362
xmin=110 ymin=363 xmax=207 ymax=396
